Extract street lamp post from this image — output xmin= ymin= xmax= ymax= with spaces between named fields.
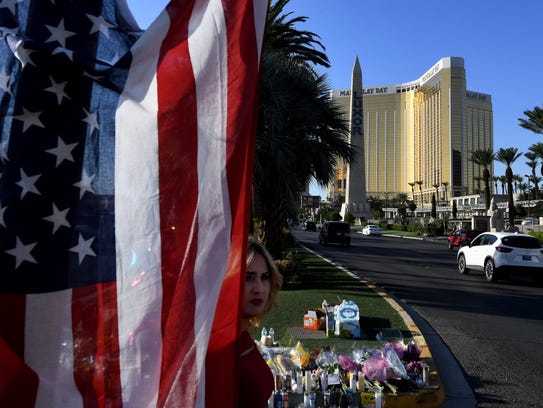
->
xmin=525 ymin=175 xmax=532 ymax=217
xmin=383 ymin=192 xmax=389 ymax=219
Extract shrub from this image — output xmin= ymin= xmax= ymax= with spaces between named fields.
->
xmin=425 ymin=223 xmax=445 ymax=237
xmin=275 ymin=249 xmax=303 ymax=287
xmin=527 ymin=231 xmax=543 ymax=243
xmin=406 ymin=224 xmax=424 ymax=235
xmin=344 ymin=211 xmax=356 ymax=225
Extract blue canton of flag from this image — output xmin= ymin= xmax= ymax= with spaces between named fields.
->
xmin=0 ymin=0 xmax=141 ymax=293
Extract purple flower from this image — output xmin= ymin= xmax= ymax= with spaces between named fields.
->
xmin=383 ymin=341 xmax=405 ymax=360
xmin=362 ymin=355 xmax=389 ymax=382
xmin=338 ymin=355 xmax=361 ymax=372
xmin=315 ymin=349 xmax=339 ymax=372
xmin=404 ymin=341 xmax=422 ymax=362
xmin=406 ymin=361 xmax=425 ymax=373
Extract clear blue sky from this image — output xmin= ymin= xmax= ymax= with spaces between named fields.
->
xmin=126 ymin=0 xmax=543 ymax=198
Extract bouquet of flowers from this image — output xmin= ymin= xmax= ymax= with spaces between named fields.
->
xmin=261 ymin=337 xmax=428 ymax=396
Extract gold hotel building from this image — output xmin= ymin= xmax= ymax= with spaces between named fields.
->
xmin=329 ymin=56 xmax=493 ymax=206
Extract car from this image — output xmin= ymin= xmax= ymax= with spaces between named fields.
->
xmin=457 ymin=231 xmax=543 ymax=283
xmin=302 ymin=220 xmax=316 ymax=231
xmin=362 ymin=224 xmax=381 ymax=236
xmin=447 ymin=229 xmax=483 ymax=250
xmin=318 ymin=221 xmax=351 ymax=247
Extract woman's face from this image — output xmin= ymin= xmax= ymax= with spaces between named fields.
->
xmin=244 ymin=252 xmax=271 ymax=320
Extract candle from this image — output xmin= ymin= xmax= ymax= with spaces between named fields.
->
xmin=349 ymin=371 xmax=356 ymax=391
xmin=305 ymin=371 xmax=312 ymax=392
xmin=357 ymin=371 xmax=364 ymax=391
xmin=296 ymin=371 xmax=303 ymax=394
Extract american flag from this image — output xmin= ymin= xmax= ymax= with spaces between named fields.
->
xmin=0 ymin=0 xmax=266 ymax=406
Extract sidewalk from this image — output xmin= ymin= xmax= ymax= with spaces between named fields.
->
xmin=301 ymin=240 xmax=477 ymax=407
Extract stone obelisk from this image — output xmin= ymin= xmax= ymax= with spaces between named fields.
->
xmin=341 ymin=57 xmax=370 ymax=221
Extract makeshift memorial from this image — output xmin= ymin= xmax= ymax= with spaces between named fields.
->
xmin=259 ymin=332 xmax=428 ymax=406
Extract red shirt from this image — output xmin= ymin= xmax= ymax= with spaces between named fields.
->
xmin=238 ymin=331 xmax=274 ymax=407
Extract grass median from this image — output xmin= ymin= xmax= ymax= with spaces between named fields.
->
xmin=259 ymin=243 xmax=412 ymax=352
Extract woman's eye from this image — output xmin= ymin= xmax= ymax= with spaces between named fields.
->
xmin=262 ymin=273 xmax=271 ymax=281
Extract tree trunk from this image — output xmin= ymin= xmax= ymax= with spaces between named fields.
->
xmin=483 ymin=169 xmax=491 ymax=211
xmin=255 ymin=181 xmax=289 ymax=259
xmin=506 ymin=168 xmax=516 ymax=230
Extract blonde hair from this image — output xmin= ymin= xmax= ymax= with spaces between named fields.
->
xmin=246 ymin=236 xmax=283 ymax=329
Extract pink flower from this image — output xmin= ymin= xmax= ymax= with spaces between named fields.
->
xmin=338 ymin=355 xmax=361 ymax=372
xmin=362 ymin=355 xmax=389 ymax=382
xmin=383 ymin=341 xmax=405 ymax=360
xmin=404 ymin=341 xmax=422 ymax=362
xmin=406 ymin=361 xmax=425 ymax=373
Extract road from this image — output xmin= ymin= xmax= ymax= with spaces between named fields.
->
xmin=293 ymin=229 xmax=543 ymax=408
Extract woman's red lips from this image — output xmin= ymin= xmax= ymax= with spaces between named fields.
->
xmin=250 ymin=299 xmax=263 ymax=306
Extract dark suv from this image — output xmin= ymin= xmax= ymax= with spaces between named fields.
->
xmin=318 ymin=221 xmax=351 ymax=247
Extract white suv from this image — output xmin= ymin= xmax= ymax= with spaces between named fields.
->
xmin=457 ymin=232 xmax=543 ymax=283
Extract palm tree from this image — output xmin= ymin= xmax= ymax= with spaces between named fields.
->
xmin=441 ymin=181 xmax=449 ymax=201
xmin=469 ymin=148 xmax=494 ymax=211
xmin=432 ymin=182 xmax=440 ymax=201
xmin=518 ymin=105 xmax=543 ymax=135
xmin=408 ymin=181 xmax=416 ymax=201
xmin=524 ymin=151 xmax=538 ymax=176
xmin=528 ymin=142 xmax=543 ymax=179
xmin=498 ymin=176 xmax=507 ymax=194
xmin=408 ymin=201 xmax=417 ymax=218
xmin=495 ymin=147 xmax=522 ymax=230
xmin=264 ymin=0 xmax=329 ymax=69
xmin=255 ymin=0 xmax=355 ymax=255
xmin=492 ymin=176 xmax=499 ymax=195
xmin=415 ymin=180 xmax=423 ymax=204
xmin=532 ymin=176 xmax=543 ymax=200
xmin=512 ymin=174 xmax=523 ymax=194
xmin=395 ymin=192 xmax=409 ymax=207
xmin=524 ymin=151 xmax=539 ymax=197
xmin=528 ymin=175 xmax=543 ymax=200
xmin=518 ymin=182 xmax=529 ymax=200
xmin=473 ymin=176 xmax=483 ymax=194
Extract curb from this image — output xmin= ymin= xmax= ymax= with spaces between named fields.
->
xmin=362 ymin=281 xmax=446 ymax=408
xmin=299 ymin=242 xmax=446 ymax=407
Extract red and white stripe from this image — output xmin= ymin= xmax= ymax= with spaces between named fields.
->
xmin=1 ymin=1 xmax=267 ymax=406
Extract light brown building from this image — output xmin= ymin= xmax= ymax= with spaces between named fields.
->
xmin=329 ymin=57 xmax=493 ymax=206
